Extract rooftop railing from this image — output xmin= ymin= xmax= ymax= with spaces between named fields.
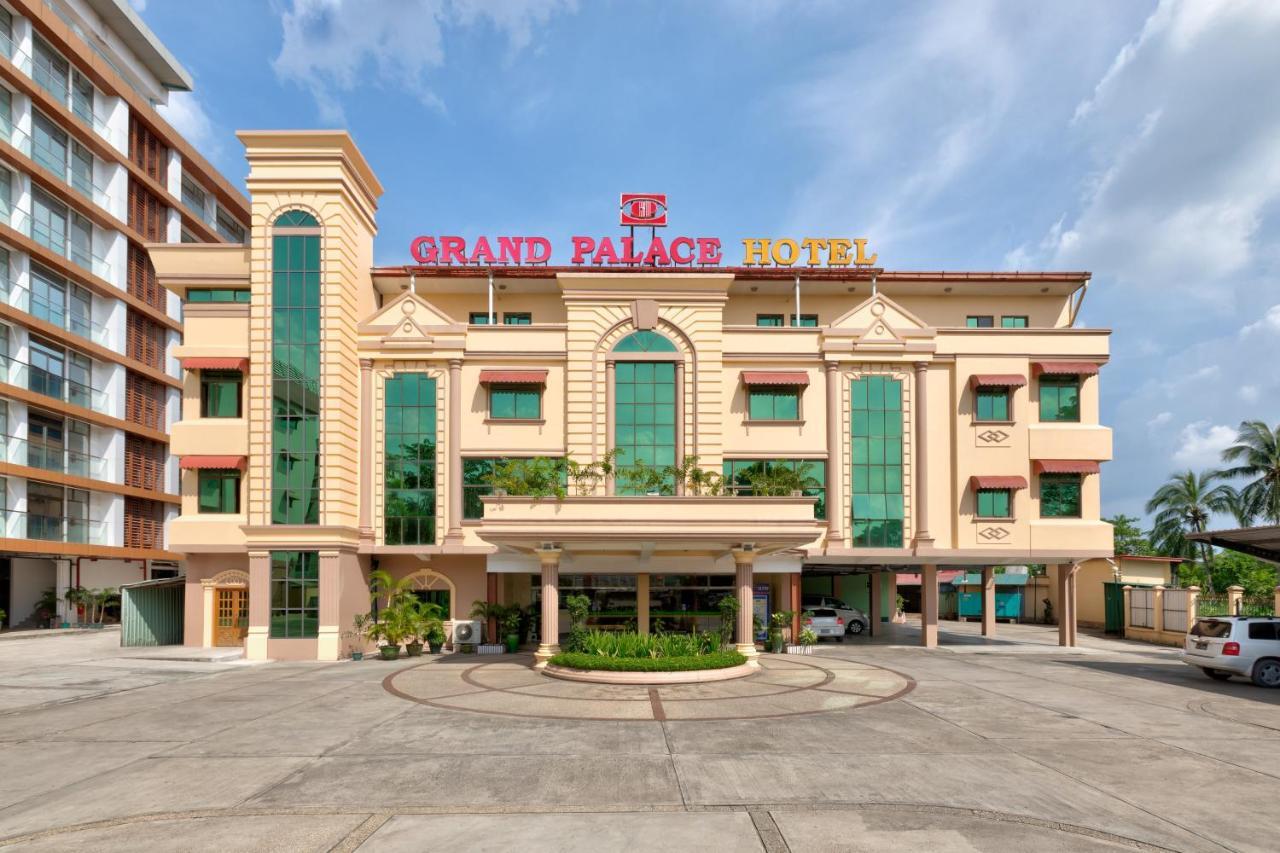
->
xmin=0 ymin=507 xmax=108 ymax=544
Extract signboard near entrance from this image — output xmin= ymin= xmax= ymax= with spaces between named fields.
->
xmin=754 ymin=583 xmax=771 ymax=642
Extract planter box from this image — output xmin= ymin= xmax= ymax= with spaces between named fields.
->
xmin=785 ymin=645 xmax=813 ymax=655
xmin=477 ymin=644 xmax=505 ymax=655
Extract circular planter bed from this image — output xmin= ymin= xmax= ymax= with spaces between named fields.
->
xmin=544 ymin=651 xmax=753 ymax=684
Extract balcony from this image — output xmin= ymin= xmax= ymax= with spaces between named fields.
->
xmin=1028 ymin=424 xmax=1113 ymax=462
xmin=1029 ymin=519 xmax=1113 ymax=555
xmin=171 ymin=418 xmax=248 ymax=457
xmin=0 ymin=508 xmax=108 ymax=545
xmin=0 ymin=433 xmax=107 ymax=479
xmin=0 ymin=353 xmax=110 ymax=414
xmin=475 ymin=494 xmax=826 ymax=556
xmin=9 ymin=209 xmax=112 ymax=281
xmin=0 ymin=274 xmax=111 ymax=347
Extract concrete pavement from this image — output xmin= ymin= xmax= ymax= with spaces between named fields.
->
xmin=0 ymin=625 xmax=1277 ymax=851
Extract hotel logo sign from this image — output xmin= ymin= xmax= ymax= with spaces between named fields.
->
xmin=619 ymin=193 xmax=667 ymax=227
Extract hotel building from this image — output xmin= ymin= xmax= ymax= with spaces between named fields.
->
xmin=152 ymin=131 xmax=1113 ymax=661
xmin=0 ymin=0 xmax=247 ymax=628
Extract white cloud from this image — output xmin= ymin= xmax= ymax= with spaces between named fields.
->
xmin=1240 ymin=385 xmax=1260 ymax=403
xmin=1172 ymin=421 xmax=1236 ymax=468
xmin=1147 ymin=411 xmax=1173 ymax=429
xmin=1240 ymin=304 xmax=1280 ymax=336
xmin=156 ymin=91 xmax=214 ymax=151
xmin=272 ymin=0 xmax=575 ymax=122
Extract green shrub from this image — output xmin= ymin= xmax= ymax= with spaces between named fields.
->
xmin=549 ymin=651 xmax=747 ymax=672
xmin=564 ymin=629 xmax=719 ymax=658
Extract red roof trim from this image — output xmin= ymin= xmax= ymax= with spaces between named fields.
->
xmin=182 ymin=357 xmax=248 ymax=371
xmin=1034 ymin=460 xmax=1101 ymax=474
xmin=1032 ymin=361 xmax=1100 ymax=376
xmin=741 ymin=371 xmax=811 ymax=387
xmin=969 ymin=374 xmax=1027 ymax=390
xmin=179 ymin=455 xmax=247 ymax=471
xmin=969 ymin=475 xmax=1029 ymax=490
xmin=478 ymin=370 xmax=548 ymax=385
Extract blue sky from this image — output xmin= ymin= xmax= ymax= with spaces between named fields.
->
xmin=136 ymin=0 xmax=1280 ymax=526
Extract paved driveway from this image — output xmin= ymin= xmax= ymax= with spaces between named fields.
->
xmin=0 ymin=626 xmax=1277 ymax=851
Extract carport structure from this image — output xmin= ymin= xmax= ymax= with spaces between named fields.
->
xmin=1189 ymin=525 xmax=1280 ymax=563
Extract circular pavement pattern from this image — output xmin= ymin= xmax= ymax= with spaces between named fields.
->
xmin=383 ymin=653 xmax=914 ymax=720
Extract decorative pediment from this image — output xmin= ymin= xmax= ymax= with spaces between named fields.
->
xmin=364 ymin=291 xmax=460 ymax=348
xmin=826 ymin=293 xmax=936 ymax=353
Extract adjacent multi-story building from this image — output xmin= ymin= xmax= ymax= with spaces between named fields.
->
xmin=0 ymin=0 xmax=248 ymax=628
xmin=152 ymin=131 xmax=1113 ymax=661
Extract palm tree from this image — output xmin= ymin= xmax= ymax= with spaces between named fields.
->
xmin=1145 ymin=470 xmax=1231 ymax=593
xmin=1219 ymin=484 xmax=1257 ymax=529
xmin=1218 ymin=420 xmax=1280 ymax=524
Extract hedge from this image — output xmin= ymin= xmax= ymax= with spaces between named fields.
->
xmin=548 ymin=651 xmax=747 ymax=672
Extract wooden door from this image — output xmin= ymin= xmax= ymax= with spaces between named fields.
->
xmin=214 ymin=588 xmax=248 ymax=646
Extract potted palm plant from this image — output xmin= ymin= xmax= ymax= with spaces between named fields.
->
xmin=500 ymin=605 xmax=522 ymax=653
xmin=426 ymin=620 xmax=446 ymax=654
xmin=469 ymin=599 xmax=507 ymax=654
xmin=769 ymin=610 xmax=793 ymax=654
xmin=346 ymin=613 xmax=371 ymax=661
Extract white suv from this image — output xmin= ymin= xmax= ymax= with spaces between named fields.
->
xmin=1182 ymin=617 xmax=1280 ymax=687
xmin=801 ymin=595 xmax=870 ymax=635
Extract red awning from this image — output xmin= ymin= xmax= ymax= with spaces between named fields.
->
xmin=969 ymin=374 xmax=1027 ymax=390
xmin=1032 ymin=361 xmax=1100 ymax=376
xmin=741 ymin=371 xmax=810 ymax=387
xmin=1034 ymin=460 xmax=1101 ymax=474
xmin=182 ymin=357 xmax=248 ymax=371
xmin=478 ymin=370 xmax=548 ymax=385
xmin=180 ymin=455 xmax=247 ymax=471
xmin=969 ymin=475 xmax=1029 ymax=490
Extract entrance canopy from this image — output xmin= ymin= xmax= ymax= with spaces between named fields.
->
xmin=478 ymin=495 xmax=825 ymax=567
xmin=1189 ymin=525 xmax=1280 ymax=564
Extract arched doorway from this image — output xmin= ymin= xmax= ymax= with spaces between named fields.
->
xmin=202 ymin=570 xmax=249 ymax=647
xmin=401 ymin=569 xmax=457 ymax=623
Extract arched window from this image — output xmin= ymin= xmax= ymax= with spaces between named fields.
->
xmin=611 ymin=330 xmax=678 ymax=494
xmin=612 ymin=330 xmax=677 ymax=353
xmin=271 ymin=211 xmax=321 ymax=524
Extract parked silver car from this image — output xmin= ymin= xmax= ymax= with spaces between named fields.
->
xmin=801 ymin=595 xmax=871 ymax=635
xmin=801 ymin=608 xmax=846 ymax=642
xmin=1182 ymin=617 xmax=1280 ymax=687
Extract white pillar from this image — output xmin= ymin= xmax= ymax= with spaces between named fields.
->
xmin=533 ymin=548 xmax=561 ymax=668
xmin=733 ymin=548 xmax=759 ymax=666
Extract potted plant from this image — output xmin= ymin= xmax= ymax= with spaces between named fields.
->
xmin=469 ymin=600 xmax=508 ymax=653
xmin=426 ymin=621 xmax=446 ymax=654
xmin=797 ymin=627 xmax=818 ymax=654
xmin=407 ymin=600 xmax=444 ymax=656
xmin=346 ymin=613 xmax=371 ymax=661
xmin=769 ymin=610 xmax=793 ymax=654
xmin=894 ymin=593 xmax=907 ymax=624
xmin=63 ymin=586 xmax=88 ymax=627
xmin=499 ymin=605 xmax=522 ymax=653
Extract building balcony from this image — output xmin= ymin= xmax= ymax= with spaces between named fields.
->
xmin=1029 ymin=519 xmax=1113 ymax=555
xmin=168 ymin=514 xmax=247 ymax=552
xmin=0 ymin=354 xmax=110 ymax=414
xmin=1 ymin=274 xmax=111 ymax=347
xmin=171 ymin=418 xmax=248 ymax=457
xmin=1 ymin=433 xmax=107 ymax=479
xmin=8 ymin=209 xmax=112 ymax=281
xmin=0 ymin=508 xmax=108 ymax=545
xmin=476 ymin=495 xmax=826 ymax=557
xmin=1028 ymin=424 xmax=1112 ymax=462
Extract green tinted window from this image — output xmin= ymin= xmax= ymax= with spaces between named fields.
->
xmin=489 ymin=386 xmax=541 ymax=420
xmin=1001 ymin=316 xmax=1028 ymax=328
xmin=975 ymin=388 xmax=1009 ymax=422
xmin=748 ymin=388 xmax=799 ymax=420
xmin=463 ymin=456 xmax=566 ymax=519
xmin=613 ymin=330 xmax=677 ymax=353
xmin=271 ymin=221 xmax=321 ymax=524
xmin=756 ymin=314 xmax=784 ymax=327
xmin=269 ymin=551 xmax=318 ymax=638
xmin=503 ymin=313 xmax=531 ymax=325
xmin=723 ymin=458 xmax=826 ymax=519
xmin=1039 ymin=375 xmax=1080 ymax=422
xmin=850 ymin=375 xmax=904 ymax=547
xmin=274 ymin=211 xmax=318 ymax=227
xmin=976 ymin=488 xmax=1010 ymax=518
xmin=385 ymin=373 xmax=437 ymax=545
xmin=1040 ymin=474 xmax=1082 ymax=518
xmin=201 ymin=371 xmax=242 ymax=418
xmin=197 ymin=470 xmax=240 ymax=514
xmin=188 ymin=289 xmax=250 ymax=303
xmin=614 ymin=360 xmax=676 ymax=493
xmin=469 ymin=312 xmax=492 ymax=325
xmin=966 ymin=316 xmax=994 ymax=328
xmin=790 ymin=314 xmax=818 ymax=327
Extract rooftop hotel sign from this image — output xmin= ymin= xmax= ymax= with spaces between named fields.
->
xmin=408 ymin=235 xmax=878 ymax=268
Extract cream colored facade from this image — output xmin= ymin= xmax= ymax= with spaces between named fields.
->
xmin=152 ymin=131 xmax=1114 ymax=661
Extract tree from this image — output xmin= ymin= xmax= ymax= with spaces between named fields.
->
xmin=1219 ymin=484 xmax=1258 ymax=528
xmin=1104 ymin=514 xmax=1153 ymax=556
xmin=1218 ymin=420 xmax=1280 ymax=524
xmin=1145 ymin=470 xmax=1231 ymax=593
xmin=1211 ymin=551 xmax=1278 ymax=598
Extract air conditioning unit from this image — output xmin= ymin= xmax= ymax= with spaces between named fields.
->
xmin=452 ymin=620 xmax=484 ymax=646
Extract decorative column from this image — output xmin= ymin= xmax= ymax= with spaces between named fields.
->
xmin=246 ymin=550 xmax=271 ymax=660
xmin=1068 ymin=565 xmax=1079 ymax=646
xmin=637 ymin=574 xmax=650 ymax=635
xmin=1058 ymin=564 xmax=1072 ymax=646
xmin=1152 ymin=584 xmax=1166 ymax=638
xmin=674 ymin=360 xmax=685 ymax=495
xmin=981 ymin=566 xmax=996 ymax=637
xmin=732 ymin=548 xmax=759 ymax=666
xmin=359 ymin=359 xmax=374 ymax=542
xmin=824 ymin=360 xmax=843 ymax=542
xmin=604 ymin=361 xmax=616 ymax=495
xmin=1227 ymin=585 xmax=1244 ymax=617
xmin=921 ymin=564 xmax=938 ymax=648
xmin=1273 ymin=585 xmax=1280 ymax=619
xmin=868 ymin=572 xmax=881 ymax=637
xmin=1186 ymin=586 xmax=1201 ymax=632
xmin=445 ymin=358 xmax=464 ymax=543
xmin=790 ymin=573 xmax=801 ymax=642
xmin=1121 ymin=585 xmax=1133 ymax=638
xmin=316 ymin=551 xmax=342 ymax=661
xmin=201 ymin=582 xmax=215 ymax=647
xmin=533 ymin=548 xmax=562 ymax=668
xmin=912 ymin=361 xmax=932 ymax=546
